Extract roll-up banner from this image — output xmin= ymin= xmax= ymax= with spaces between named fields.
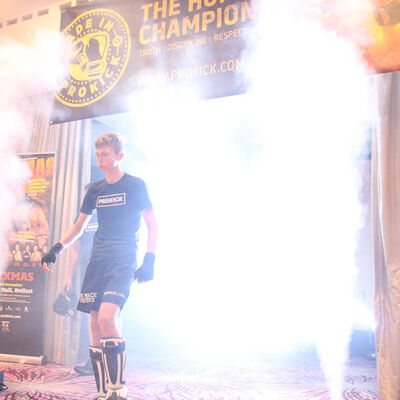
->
xmin=50 ymin=0 xmax=255 ymax=124
xmin=0 ymin=153 xmax=55 ymax=358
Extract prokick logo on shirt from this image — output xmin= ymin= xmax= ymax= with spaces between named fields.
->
xmin=97 ymin=193 xmax=126 ymax=207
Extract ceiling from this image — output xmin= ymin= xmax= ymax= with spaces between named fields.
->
xmin=0 ymin=0 xmax=61 ymax=21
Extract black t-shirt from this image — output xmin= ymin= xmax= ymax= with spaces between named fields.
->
xmin=80 ymin=174 xmax=152 ymax=261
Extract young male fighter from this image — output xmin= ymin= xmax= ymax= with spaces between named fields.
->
xmin=41 ymin=132 xmax=158 ymax=400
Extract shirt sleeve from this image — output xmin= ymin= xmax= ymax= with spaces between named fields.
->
xmin=137 ymin=180 xmax=153 ymax=211
xmin=80 ymin=186 xmax=95 ymax=215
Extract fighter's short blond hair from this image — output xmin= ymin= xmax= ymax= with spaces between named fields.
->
xmin=94 ymin=132 xmax=124 ymax=154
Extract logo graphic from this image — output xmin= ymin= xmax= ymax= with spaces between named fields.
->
xmin=96 ymin=193 xmax=126 ymax=207
xmin=56 ymin=8 xmax=131 ymax=107
xmin=1 ymin=321 xmax=10 ymax=333
xmin=104 ymin=290 xmax=125 ymax=298
xmin=80 ymin=292 xmax=97 ymax=304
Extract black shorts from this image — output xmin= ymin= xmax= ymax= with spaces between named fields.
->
xmin=77 ymin=258 xmax=136 ymax=314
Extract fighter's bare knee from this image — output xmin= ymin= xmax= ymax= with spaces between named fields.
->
xmin=97 ymin=302 xmax=121 ymax=337
xmin=98 ymin=314 xmax=113 ymax=333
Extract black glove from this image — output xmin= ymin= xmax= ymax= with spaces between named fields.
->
xmin=41 ymin=242 xmax=63 ymax=269
xmin=135 ymin=252 xmax=155 ymax=283
xmin=53 ymin=289 xmax=78 ymax=318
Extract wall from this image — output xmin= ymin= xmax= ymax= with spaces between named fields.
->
xmin=0 ymin=0 xmax=93 ymax=44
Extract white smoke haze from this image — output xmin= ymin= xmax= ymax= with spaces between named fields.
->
xmin=0 ymin=4 xmax=374 ymax=398
xmin=122 ymin=0 xmax=373 ymax=398
xmin=244 ymin=2 xmax=372 ymax=398
xmin=0 ymin=30 xmax=68 ymax=274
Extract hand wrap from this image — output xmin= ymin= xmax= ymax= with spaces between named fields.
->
xmin=135 ymin=252 xmax=155 ymax=283
xmin=41 ymin=242 xmax=63 ymax=269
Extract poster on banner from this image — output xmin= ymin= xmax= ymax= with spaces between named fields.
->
xmin=50 ymin=0 xmax=256 ymax=124
xmin=0 ymin=153 xmax=55 ymax=357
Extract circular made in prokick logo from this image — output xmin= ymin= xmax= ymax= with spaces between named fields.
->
xmin=56 ymin=9 xmax=131 ymax=107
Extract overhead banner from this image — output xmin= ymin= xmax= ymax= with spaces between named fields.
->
xmin=50 ymin=0 xmax=256 ymax=124
xmin=51 ymin=0 xmax=400 ymax=124
xmin=0 ymin=153 xmax=55 ymax=357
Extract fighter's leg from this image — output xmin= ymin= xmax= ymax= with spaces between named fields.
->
xmin=97 ymin=302 xmax=121 ymax=338
xmin=98 ymin=303 xmax=127 ymax=400
xmin=89 ymin=345 xmax=107 ymax=400
xmin=90 ymin=310 xmax=102 ymax=346
xmin=90 ymin=311 xmax=107 ymax=400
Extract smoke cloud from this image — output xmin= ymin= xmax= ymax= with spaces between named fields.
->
xmin=0 ymin=4 xmax=374 ymax=398
xmin=122 ymin=1 xmax=373 ymax=399
xmin=0 ymin=30 xmax=67 ymax=273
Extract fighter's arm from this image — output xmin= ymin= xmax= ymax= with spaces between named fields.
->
xmin=42 ymin=213 xmax=91 ymax=272
xmin=142 ymin=207 xmax=158 ymax=253
xmin=59 ymin=213 xmax=91 ymax=248
xmin=135 ymin=207 xmax=158 ymax=283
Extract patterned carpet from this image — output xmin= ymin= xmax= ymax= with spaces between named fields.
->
xmin=0 ymin=355 xmax=378 ymax=400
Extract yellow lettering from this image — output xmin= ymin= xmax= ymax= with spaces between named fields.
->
xmin=167 ymin=18 xmax=181 ymax=39
xmin=67 ymin=85 xmax=76 ymax=97
xmin=140 ymin=26 xmax=151 ymax=44
xmin=225 ymin=5 xmax=239 ymax=25
xmin=86 ymin=18 xmax=93 ymax=29
xmin=141 ymin=4 xmax=153 ymax=22
xmin=103 ymin=20 xmax=115 ymax=32
xmin=241 ymin=0 xmax=256 ymax=21
xmin=76 ymin=24 xmax=83 ymax=35
xmin=135 ymin=0 xmax=248 ymax=43
xmin=217 ymin=7 xmax=222 ymax=27
xmin=171 ymin=69 xmax=178 ymax=79
xmin=189 ymin=0 xmax=201 ymax=12
xmin=26 ymin=159 xmax=35 ymax=176
xmin=90 ymin=82 xmax=99 ymax=94
xmin=153 ymin=21 xmax=166 ymax=41
xmin=182 ymin=15 xmax=200 ymax=34
xmin=153 ymin=0 xmax=167 ymax=19
xmin=78 ymin=86 xmax=86 ymax=97
xmin=189 ymin=0 xmax=226 ymax=11
xmin=169 ymin=0 xmax=181 ymax=16
xmin=202 ymin=11 xmax=215 ymax=31
xmin=35 ymin=158 xmax=45 ymax=178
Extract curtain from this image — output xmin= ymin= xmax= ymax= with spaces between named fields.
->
xmin=372 ymin=71 xmax=400 ymax=400
xmin=22 ymin=93 xmax=91 ymax=364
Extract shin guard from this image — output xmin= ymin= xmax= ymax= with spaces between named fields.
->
xmin=89 ymin=346 xmax=107 ymax=399
xmin=101 ymin=338 xmax=127 ymax=399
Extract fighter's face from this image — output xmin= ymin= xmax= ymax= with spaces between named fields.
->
xmin=96 ymin=145 xmax=122 ymax=172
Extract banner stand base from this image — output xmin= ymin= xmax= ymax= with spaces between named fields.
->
xmin=0 ymin=354 xmax=47 ymax=365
